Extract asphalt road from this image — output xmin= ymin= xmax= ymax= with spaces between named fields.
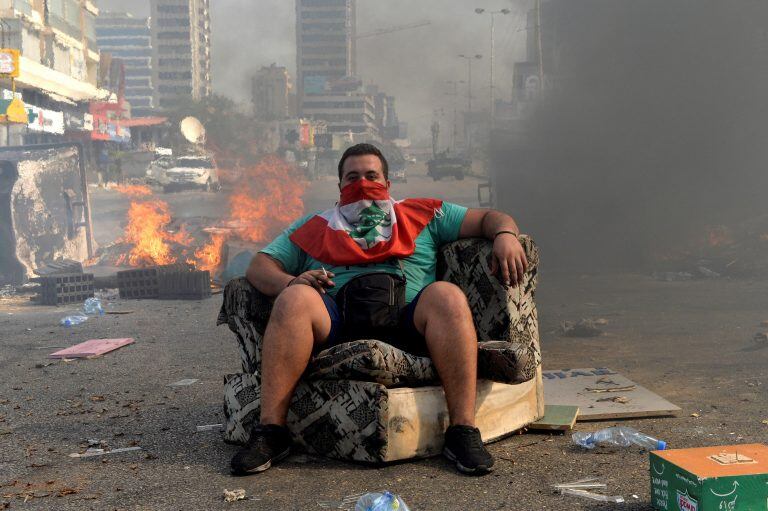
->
xmin=2 ymin=169 xmax=767 ymax=510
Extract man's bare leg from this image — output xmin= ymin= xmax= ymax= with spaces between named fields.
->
xmin=231 ymin=284 xmax=331 ymax=475
xmin=412 ymin=281 xmax=478 ymax=426
xmin=260 ymin=285 xmax=332 ymax=425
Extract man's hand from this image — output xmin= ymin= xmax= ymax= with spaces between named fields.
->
xmin=288 ymin=269 xmax=336 ymax=294
xmin=490 ymin=234 xmax=528 ymax=287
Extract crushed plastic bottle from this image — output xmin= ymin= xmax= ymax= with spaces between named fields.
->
xmin=572 ymin=426 xmax=667 ymax=451
xmin=83 ymin=297 xmax=104 ymax=315
xmin=355 ymin=491 xmax=410 ymax=511
xmin=60 ymin=314 xmax=89 ymax=327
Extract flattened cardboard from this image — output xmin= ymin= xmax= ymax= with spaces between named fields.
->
xmin=651 ymin=444 xmax=768 ymax=510
xmin=542 ymin=368 xmax=680 ymax=420
xmin=49 ymin=338 xmax=134 ymax=359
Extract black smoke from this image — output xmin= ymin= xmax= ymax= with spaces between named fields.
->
xmin=494 ymin=0 xmax=768 ymax=271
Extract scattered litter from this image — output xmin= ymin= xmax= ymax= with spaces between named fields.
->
xmin=69 ymin=446 xmax=143 ymax=458
xmin=697 ymin=266 xmax=721 ymax=278
xmin=596 ymin=396 xmax=630 ymax=404
xmin=49 ymin=338 xmax=134 ymax=359
xmin=59 ymin=315 xmax=88 ymax=327
xmin=573 ymin=426 xmax=666 ymax=450
xmin=553 ymin=477 xmax=607 ymax=490
xmin=557 ymin=487 xmax=625 ymax=503
xmin=586 ymin=385 xmax=637 ymax=393
xmin=34 ymin=362 xmax=54 ymax=369
xmin=354 ymin=492 xmax=409 ymax=511
xmin=223 ymin=489 xmax=246 ymax=503
xmin=0 ymin=285 xmax=15 ymax=298
xmin=106 ymin=310 xmax=134 ymax=315
xmin=82 ymin=298 xmax=104 ymax=315
xmin=196 ymin=423 xmax=223 ymax=432
xmin=168 ymin=378 xmax=199 ymax=387
xmin=33 ymin=346 xmax=66 ymax=350
xmin=761 ymin=420 xmax=768 ymax=425
xmin=753 ymin=332 xmax=768 ymax=344
xmin=560 ymin=319 xmax=602 ymax=337
xmin=691 ymin=412 xmax=701 ymax=418
xmin=631 ymin=494 xmax=639 ymax=499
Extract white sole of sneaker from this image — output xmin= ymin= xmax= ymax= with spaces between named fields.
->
xmin=239 ymin=447 xmax=291 ymax=475
xmin=442 ymin=447 xmax=494 ymax=475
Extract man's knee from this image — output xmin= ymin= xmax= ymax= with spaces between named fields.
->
xmin=270 ymin=285 xmax=326 ymax=322
xmin=419 ymin=282 xmax=471 ymax=318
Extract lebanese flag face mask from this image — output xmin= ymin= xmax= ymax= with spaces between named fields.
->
xmin=290 ymin=179 xmax=443 ymax=266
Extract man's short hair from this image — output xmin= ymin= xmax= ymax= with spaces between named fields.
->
xmin=338 ymin=143 xmax=389 ymax=181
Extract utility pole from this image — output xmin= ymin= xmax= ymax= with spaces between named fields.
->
xmin=458 ymin=53 xmax=482 ymax=155
xmin=475 ymin=8 xmax=511 ymax=121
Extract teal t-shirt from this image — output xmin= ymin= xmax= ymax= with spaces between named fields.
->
xmin=260 ymin=202 xmax=468 ymax=303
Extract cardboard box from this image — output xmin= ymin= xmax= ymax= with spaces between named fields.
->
xmin=650 ymin=444 xmax=768 ymax=510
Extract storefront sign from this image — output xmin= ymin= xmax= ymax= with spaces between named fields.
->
xmin=26 ymin=104 xmax=65 ymax=134
xmin=0 ymin=49 xmax=20 ymax=78
xmin=65 ymin=112 xmax=94 ymax=132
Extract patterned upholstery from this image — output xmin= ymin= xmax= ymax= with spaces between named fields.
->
xmin=218 ymin=237 xmax=542 ymax=460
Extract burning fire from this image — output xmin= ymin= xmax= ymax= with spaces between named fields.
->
xmin=117 ymin=199 xmax=191 ymax=267
xmin=705 ymin=225 xmax=732 ymax=247
xmin=228 ymin=155 xmax=306 ymax=243
xmin=112 ymin=155 xmax=306 ymax=272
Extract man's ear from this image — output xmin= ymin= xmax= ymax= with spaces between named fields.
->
xmin=386 ymin=180 xmax=391 ymax=190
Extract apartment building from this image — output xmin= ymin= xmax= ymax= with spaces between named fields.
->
xmin=0 ymin=0 xmax=113 ymax=144
xmin=96 ymin=11 xmax=154 ymax=116
xmin=150 ymin=0 xmax=211 ymax=109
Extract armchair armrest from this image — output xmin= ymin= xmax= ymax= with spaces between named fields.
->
xmin=438 ymin=235 xmax=541 ymax=368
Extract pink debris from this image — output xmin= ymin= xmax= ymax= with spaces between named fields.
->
xmin=49 ymin=338 xmax=135 ymax=359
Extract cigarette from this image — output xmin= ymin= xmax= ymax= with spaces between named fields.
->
xmin=321 ymin=267 xmax=328 ymax=278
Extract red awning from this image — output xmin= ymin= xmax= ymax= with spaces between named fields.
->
xmin=121 ymin=117 xmax=169 ymax=127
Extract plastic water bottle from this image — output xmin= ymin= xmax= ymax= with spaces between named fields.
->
xmin=355 ymin=492 xmax=410 ymax=511
xmin=60 ymin=314 xmax=89 ymax=327
xmin=572 ymin=426 xmax=666 ymax=450
xmin=83 ymin=298 xmax=104 ymax=315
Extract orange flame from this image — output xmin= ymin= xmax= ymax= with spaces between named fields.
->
xmin=229 ymin=155 xmax=306 ymax=243
xmin=113 ymin=155 xmax=304 ymax=272
xmin=705 ymin=225 xmax=732 ymax=247
xmin=117 ymin=199 xmax=192 ymax=267
xmin=193 ymin=233 xmax=226 ymax=273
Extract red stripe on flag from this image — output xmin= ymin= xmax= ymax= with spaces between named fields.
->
xmin=290 ymin=198 xmax=443 ymax=266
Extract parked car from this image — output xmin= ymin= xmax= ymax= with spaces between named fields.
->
xmin=155 ymin=156 xmax=220 ymax=193
xmin=145 ymin=156 xmax=174 ymax=186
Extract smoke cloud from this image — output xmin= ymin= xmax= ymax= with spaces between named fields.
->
xmin=494 ymin=0 xmax=768 ymax=271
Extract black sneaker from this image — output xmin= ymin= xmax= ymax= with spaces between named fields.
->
xmin=442 ymin=425 xmax=495 ymax=475
xmin=230 ymin=424 xmax=292 ymax=476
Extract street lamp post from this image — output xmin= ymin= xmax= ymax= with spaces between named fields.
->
xmin=475 ymin=8 xmax=511 ymax=121
xmin=458 ymin=53 xmax=482 ymax=155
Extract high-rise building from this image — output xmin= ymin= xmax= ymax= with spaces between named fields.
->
xmin=150 ymin=0 xmax=211 ymax=109
xmin=252 ymin=64 xmax=292 ymax=121
xmin=296 ymin=0 xmax=380 ymax=135
xmin=96 ymin=12 xmax=154 ymax=116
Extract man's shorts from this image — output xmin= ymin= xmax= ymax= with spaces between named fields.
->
xmin=319 ymin=288 xmax=429 ymax=357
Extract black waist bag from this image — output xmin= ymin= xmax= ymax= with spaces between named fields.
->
xmin=336 ymin=272 xmax=406 ymax=341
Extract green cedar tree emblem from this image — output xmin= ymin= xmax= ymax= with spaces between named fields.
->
xmin=348 ymin=204 xmax=392 ymax=248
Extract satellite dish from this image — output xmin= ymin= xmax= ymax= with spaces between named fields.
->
xmin=180 ymin=116 xmax=206 ymax=144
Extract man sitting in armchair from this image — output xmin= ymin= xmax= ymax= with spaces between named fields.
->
xmin=231 ymin=143 xmax=527 ymax=476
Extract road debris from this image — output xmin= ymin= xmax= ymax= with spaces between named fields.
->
xmin=753 ymin=332 xmax=768 ymax=344
xmin=586 ymin=385 xmax=637 ymax=393
xmin=69 ymin=446 xmax=143 ymax=458
xmin=49 ymin=338 xmax=135 ymax=359
xmin=557 ymin=487 xmax=625 ymax=503
xmin=596 ymin=396 xmax=630 ymax=404
xmin=560 ymin=319 xmax=603 ymax=337
xmin=168 ymin=378 xmax=199 ymax=387
xmin=223 ymin=488 xmax=246 ymax=502
xmin=196 ymin=423 xmax=224 ymax=432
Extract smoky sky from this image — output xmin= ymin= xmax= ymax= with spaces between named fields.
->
xmin=97 ymin=0 xmax=530 ymax=137
xmin=494 ymin=0 xmax=768 ymax=271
